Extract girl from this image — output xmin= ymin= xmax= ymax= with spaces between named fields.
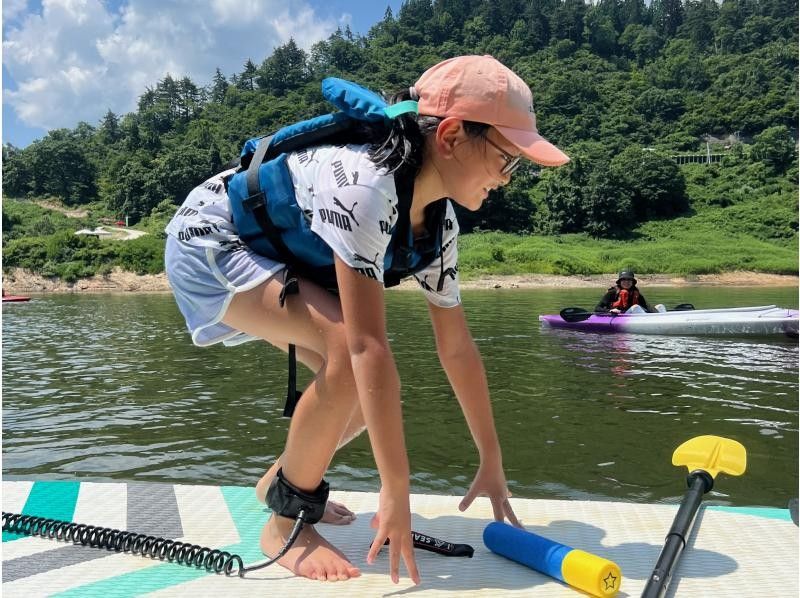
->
xmin=595 ymin=270 xmax=659 ymax=313
xmin=165 ymin=55 xmax=569 ymax=584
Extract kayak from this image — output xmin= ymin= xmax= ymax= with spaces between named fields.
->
xmin=2 ymin=294 xmax=31 ymax=303
xmin=2 ymin=479 xmax=796 ymax=596
xmin=540 ymin=305 xmax=799 ymax=336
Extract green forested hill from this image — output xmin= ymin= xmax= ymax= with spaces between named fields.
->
xmin=2 ymin=0 xmax=798 ymax=280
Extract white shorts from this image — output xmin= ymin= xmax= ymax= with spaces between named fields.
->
xmin=164 ymin=236 xmax=284 ymax=346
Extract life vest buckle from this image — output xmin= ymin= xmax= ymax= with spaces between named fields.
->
xmin=242 ymin=192 xmax=266 ymax=211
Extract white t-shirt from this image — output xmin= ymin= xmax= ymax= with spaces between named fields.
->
xmin=165 ymin=144 xmax=461 ymax=308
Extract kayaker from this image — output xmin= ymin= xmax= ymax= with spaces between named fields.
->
xmin=164 ymin=55 xmax=569 ymax=584
xmin=596 ymin=271 xmax=659 ymax=314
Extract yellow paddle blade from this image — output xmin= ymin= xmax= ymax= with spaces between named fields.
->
xmin=672 ymin=435 xmax=747 ymax=478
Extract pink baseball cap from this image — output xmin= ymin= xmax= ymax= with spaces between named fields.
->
xmin=413 ymin=55 xmax=569 ymax=167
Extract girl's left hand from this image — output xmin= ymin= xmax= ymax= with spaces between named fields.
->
xmin=458 ymin=461 xmax=522 ymax=528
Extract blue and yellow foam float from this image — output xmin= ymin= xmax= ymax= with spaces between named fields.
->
xmin=484 ymin=522 xmax=622 ymax=597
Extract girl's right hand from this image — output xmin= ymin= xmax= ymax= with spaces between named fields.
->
xmin=367 ymin=487 xmax=420 ymax=585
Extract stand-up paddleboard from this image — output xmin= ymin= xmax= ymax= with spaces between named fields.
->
xmin=2 ymin=480 xmax=796 ymax=596
xmin=540 ymin=305 xmax=799 ymax=336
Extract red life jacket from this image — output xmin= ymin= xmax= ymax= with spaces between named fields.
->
xmin=611 ymin=288 xmax=640 ymax=310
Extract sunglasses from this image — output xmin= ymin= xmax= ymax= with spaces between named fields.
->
xmin=482 ymin=135 xmax=523 ymax=176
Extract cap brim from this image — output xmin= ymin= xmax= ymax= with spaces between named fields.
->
xmin=495 ymin=125 xmax=570 ymax=167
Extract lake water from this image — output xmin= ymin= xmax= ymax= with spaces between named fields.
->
xmin=2 ymin=286 xmax=797 ymax=509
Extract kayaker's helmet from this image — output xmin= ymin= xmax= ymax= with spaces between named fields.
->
xmin=617 ymin=270 xmax=637 ymax=285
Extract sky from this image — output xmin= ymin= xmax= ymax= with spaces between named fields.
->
xmin=2 ymin=0 xmax=404 ymax=148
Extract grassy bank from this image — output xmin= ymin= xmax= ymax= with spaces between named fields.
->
xmin=459 ymin=216 xmax=797 ymax=278
xmin=2 ymin=195 xmax=797 ymax=282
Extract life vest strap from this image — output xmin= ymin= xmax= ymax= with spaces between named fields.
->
xmin=244 ymin=137 xmax=298 ymax=267
xmin=278 ymin=267 xmax=302 ymax=418
xmin=283 ymin=344 xmax=303 ymax=418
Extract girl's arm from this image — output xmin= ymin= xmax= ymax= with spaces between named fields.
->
xmin=428 ymin=302 xmax=522 ymax=527
xmin=334 ymin=255 xmax=419 ymax=584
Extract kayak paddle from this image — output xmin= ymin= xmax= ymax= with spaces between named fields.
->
xmin=559 ymin=307 xmax=617 ymax=322
xmin=642 ymin=435 xmax=746 ymax=598
xmin=559 ymin=307 xmax=594 ymax=322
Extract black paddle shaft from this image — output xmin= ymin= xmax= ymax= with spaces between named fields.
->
xmin=559 ymin=307 xmax=616 ymax=323
xmin=641 ymin=470 xmax=714 ymax=598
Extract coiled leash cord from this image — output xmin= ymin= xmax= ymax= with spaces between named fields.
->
xmin=2 ymin=509 xmax=306 ymax=577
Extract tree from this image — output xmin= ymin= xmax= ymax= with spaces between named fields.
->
xmin=396 ymin=0 xmax=434 ymax=44
xmin=121 ymin=114 xmax=142 ymax=151
xmin=651 ymin=0 xmax=684 ymax=37
xmin=153 ymin=144 xmax=218 ymax=207
xmin=582 ymin=169 xmax=634 ymax=237
xmin=610 ymin=146 xmax=689 ymax=220
xmin=367 ymin=7 xmax=400 ymax=47
xmin=256 ymin=39 xmax=309 ymax=95
xmin=633 ymin=88 xmax=685 ymax=121
xmin=647 ymin=38 xmax=709 ymax=90
xmin=210 ymin=68 xmax=229 ymax=103
xmin=550 ymin=0 xmax=587 ymax=43
xmin=522 ymin=0 xmax=553 ymax=50
xmin=536 ymin=152 xmax=643 ymax=238
xmin=621 ymin=0 xmax=648 ymax=27
xmin=752 ymin=125 xmax=796 ymax=171
xmin=178 ymin=77 xmax=203 ymax=120
xmin=25 ymin=130 xmax=97 ymax=204
xmin=2 ymin=144 xmax=32 ymax=197
xmin=98 ymin=110 xmax=122 ymax=145
xmin=679 ymin=0 xmax=718 ymax=51
xmin=103 ymin=152 xmax=162 ymax=222
xmin=156 ymin=74 xmax=180 ymax=121
xmin=309 ymin=28 xmax=365 ymax=75
xmin=477 ymin=0 xmax=526 ymax=36
xmin=584 ymin=7 xmax=619 ymax=56
xmin=462 ymin=15 xmax=491 ymax=50
xmin=619 ymin=24 xmax=665 ymax=64
xmin=238 ymin=59 xmax=258 ymax=90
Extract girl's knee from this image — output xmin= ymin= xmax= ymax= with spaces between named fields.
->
xmin=324 ymin=351 xmax=356 ymax=391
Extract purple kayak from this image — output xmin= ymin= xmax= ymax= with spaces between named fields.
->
xmin=539 ymin=305 xmax=799 ymax=336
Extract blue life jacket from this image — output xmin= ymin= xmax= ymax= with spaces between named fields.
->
xmin=225 ymin=77 xmax=449 ymax=293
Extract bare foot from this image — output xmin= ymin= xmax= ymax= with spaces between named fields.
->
xmin=261 ymin=514 xmax=361 ymax=581
xmin=256 ymin=469 xmax=356 ymax=525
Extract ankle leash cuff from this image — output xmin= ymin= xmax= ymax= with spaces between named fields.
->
xmin=267 ymin=468 xmax=330 ymax=524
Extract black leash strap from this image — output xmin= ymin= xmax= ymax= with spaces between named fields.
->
xmin=378 ymin=530 xmax=474 ymax=557
xmin=278 ymin=267 xmax=302 ymax=418
xmin=283 ymin=344 xmax=302 ymax=418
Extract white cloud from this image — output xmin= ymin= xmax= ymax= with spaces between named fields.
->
xmin=2 ymin=0 xmax=29 ymax=23
xmin=3 ymin=0 xmax=338 ymax=131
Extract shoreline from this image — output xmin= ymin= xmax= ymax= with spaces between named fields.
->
xmin=3 ymin=268 xmax=798 ymax=294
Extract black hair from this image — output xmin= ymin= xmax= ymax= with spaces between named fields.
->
xmin=364 ymin=89 xmax=491 ymax=176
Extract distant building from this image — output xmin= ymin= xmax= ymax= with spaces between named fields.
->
xmin=74 ymin=227 xmax=112 ymax=238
